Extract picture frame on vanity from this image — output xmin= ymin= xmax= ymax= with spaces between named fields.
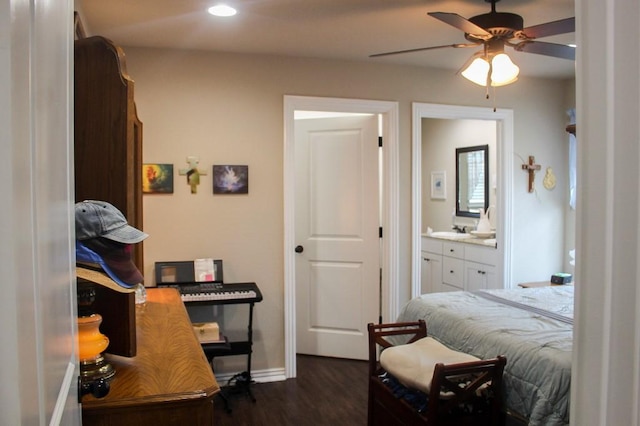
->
xmin=431 ymin=171 xmax=446 ymax=200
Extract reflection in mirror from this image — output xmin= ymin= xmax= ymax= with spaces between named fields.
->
xmin=456 ymin=144 xmax=489 ymax=218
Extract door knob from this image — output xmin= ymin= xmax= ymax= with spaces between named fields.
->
xmin=295 ymin=245 xmax=304 ymax=253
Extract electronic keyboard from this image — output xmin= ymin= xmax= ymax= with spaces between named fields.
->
xmin=158 ymin=282 xmax=263 ymax=304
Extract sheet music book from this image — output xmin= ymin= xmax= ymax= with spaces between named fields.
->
xmin=194 ymin=258 xmax=216 ymax=282
xmin=154 ymin=259 xmax=223 ymax=285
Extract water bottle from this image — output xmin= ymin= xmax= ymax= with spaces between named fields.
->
xmin=134 ymin=283 xmax=147 ymax=305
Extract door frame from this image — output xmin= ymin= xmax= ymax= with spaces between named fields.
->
xmin=411 ymin=103 xmax=514 ymax=296
xmin=283 ymin=95 xmax=400 ymax=378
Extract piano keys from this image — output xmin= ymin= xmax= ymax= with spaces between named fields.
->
xmin=157 ymin=282 xmax=263 ymax=305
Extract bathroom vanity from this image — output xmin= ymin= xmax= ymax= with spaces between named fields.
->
xmin=421 ymin=234 xmax=498 ymax=294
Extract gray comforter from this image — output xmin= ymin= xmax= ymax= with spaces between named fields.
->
xmin=396 ymin=286 xmax=573 ymax=426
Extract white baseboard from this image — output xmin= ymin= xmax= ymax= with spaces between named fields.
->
xmin=214 ymin=367 xmax=286 ymax=384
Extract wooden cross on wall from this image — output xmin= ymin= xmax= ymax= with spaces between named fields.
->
xmin=178 ymin=156 xmax=208 ymax=194
xmin=521 ymin=155 xmax=541 ymax=193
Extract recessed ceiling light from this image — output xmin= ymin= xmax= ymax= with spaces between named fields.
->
xmin=208 ymin=4 xmax=237 ymax=17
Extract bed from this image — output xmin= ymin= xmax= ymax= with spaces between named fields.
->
xmin=395 ymin=286 xmax=573 ymax=426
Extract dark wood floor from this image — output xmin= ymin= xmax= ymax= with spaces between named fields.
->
xmin=213 ymin=354 xmax=369 ymax=426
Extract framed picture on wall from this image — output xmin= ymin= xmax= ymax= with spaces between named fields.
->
xmin=142 ymin=163 xmax=174 ymax=194
xmin=431 ymin=171 xmax=446 ymax=200
xmin=213 ymin=165 xmax=249 ymax=194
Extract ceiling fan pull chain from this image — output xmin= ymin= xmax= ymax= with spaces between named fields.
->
xmin=486 ymin=61 xmax=493 ymax=98
xmin=492 ymin=86 xmax=497 ymax=112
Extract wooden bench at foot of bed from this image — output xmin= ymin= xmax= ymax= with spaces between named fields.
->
xmin=367 ymin=320 xmax=506 ymax=426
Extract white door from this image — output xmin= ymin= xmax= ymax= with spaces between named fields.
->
xmin=295 ymin=115 xmax=380 ymax=360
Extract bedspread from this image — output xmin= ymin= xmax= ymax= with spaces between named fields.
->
xmin=396 ymin=286 xmax=573 ymax=426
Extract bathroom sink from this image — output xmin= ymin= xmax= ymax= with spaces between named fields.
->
xmin=429 ymin=231 xmax=472 ymax=240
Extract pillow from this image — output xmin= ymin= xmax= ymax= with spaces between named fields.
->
xmin=379 ymin=337 xmax=479 ymax=394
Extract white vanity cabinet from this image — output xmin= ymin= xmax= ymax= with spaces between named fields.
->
xmin=421 ymin=252 xmax=442 ymax=294
xmin=464 ymin=244 xmax=499 ymax=290
xmin=464 ymin=261 xmax=497 ymax=291
xmin=441 ymin=242 xmax=465 ymax=292
xmin=421 ymin=236 xmax=498 ymax=293
xmin=421 ymin=237 xmax=443 ymax=294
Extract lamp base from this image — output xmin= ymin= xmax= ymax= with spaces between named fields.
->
xmin=80 ymin=353 xmax=116 ymax=382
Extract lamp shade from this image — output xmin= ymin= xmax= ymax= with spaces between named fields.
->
xmin=461 ymin=57 xmax=491 ymax=86
xmin=461 ymin=52 xmax=520 ymax=87
xmin=490 ymin=53 xmax=519 ymax=86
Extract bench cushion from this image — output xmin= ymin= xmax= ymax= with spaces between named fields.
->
xmin=379 ymin=337 xmax=479 ymax=394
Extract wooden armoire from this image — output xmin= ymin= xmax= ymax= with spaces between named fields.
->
xmin=74 ymin=36 xmax=143 ymax=269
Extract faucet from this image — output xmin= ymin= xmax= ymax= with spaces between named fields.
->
xmin=451 ymin=225 xmax=467 ymax=234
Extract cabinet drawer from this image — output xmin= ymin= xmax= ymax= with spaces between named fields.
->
xmin=465 ymin=244 xmax=497 ymax=265
xmin=442 ymin=257 xmax=464 ymax=288
xmin=442 ymin=241 xmax=464 ymax=259
xmin=422 ymin=236 xmax=443 ymax=254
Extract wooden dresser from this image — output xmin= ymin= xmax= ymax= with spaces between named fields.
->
xmin=74 ymin=35 xmax=144 ymax=269
xmin=81 ymin=288 xmax=220 ymax=425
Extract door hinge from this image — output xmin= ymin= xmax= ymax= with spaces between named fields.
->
xmin=378 ymin=136 xmax=383 ymax=147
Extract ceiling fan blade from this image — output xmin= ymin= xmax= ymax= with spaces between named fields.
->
xmin=370 ymin=43 xmax=479 ymax=58
xmin=520 ymin=17 xmax=575 ymax=39
xmin=514 ymin=41 xmax=575 ymax=60
xmin=428 ymin=12 xmax=492 ymax=39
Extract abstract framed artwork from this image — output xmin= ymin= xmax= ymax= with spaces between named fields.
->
xmin=213 ymin=165 xmax=249 ymax=194
xmin=430 ymin=171 xmax=446 ymax=200
xmin=142 ymin=163 xmax=174 ymax=194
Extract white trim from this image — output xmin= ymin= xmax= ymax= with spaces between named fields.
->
xmin=215 ymin=367 xmax=287 ymax=384
xmin=411 ymin=103 xmax=513 ymax=297
xmin=50 ymin=362 xmax=76 ymax=426
xmin=571 ymin=0 xmax=640 ymax=423
xmin=283 ymin=95 xmax=399 ymax=378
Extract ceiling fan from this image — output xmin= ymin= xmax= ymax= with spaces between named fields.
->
xmin=371 ymin=0 xmax=575 ymax=87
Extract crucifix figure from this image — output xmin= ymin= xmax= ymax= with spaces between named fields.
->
xmin=179 ymin=156 xmax=208 ymax=194
xmin=521 ymin=155 xmax=541 ymax=193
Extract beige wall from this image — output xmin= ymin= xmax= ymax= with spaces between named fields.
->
xmin=122 ymin=46 xmax=574 ymax=374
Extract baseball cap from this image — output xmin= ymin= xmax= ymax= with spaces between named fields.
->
xmin=76 ymin=240 xmax=143 ymax=289
xmin=76 ymin=265 xmax=134 ymax=294
xmin=75 ymin=200 xmax=148 ymax=243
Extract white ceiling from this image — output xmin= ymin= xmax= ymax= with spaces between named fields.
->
xmin=78 ymin=0 xmax=575 ymax=79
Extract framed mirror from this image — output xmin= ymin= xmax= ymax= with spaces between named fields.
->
xmin=455 ymin=144 xmax=489 ymax=218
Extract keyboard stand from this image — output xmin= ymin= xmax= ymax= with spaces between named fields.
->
xmin=184 ymin=283 xmax=262 ymax=413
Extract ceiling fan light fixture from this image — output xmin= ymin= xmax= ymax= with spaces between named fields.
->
xmin=490 ymin=53 xmax=519 ymax=86
xmin=461 ymin=57 xmax=491 ymax=86
xmin=461 ymin=52 xmax=519 ymax=87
